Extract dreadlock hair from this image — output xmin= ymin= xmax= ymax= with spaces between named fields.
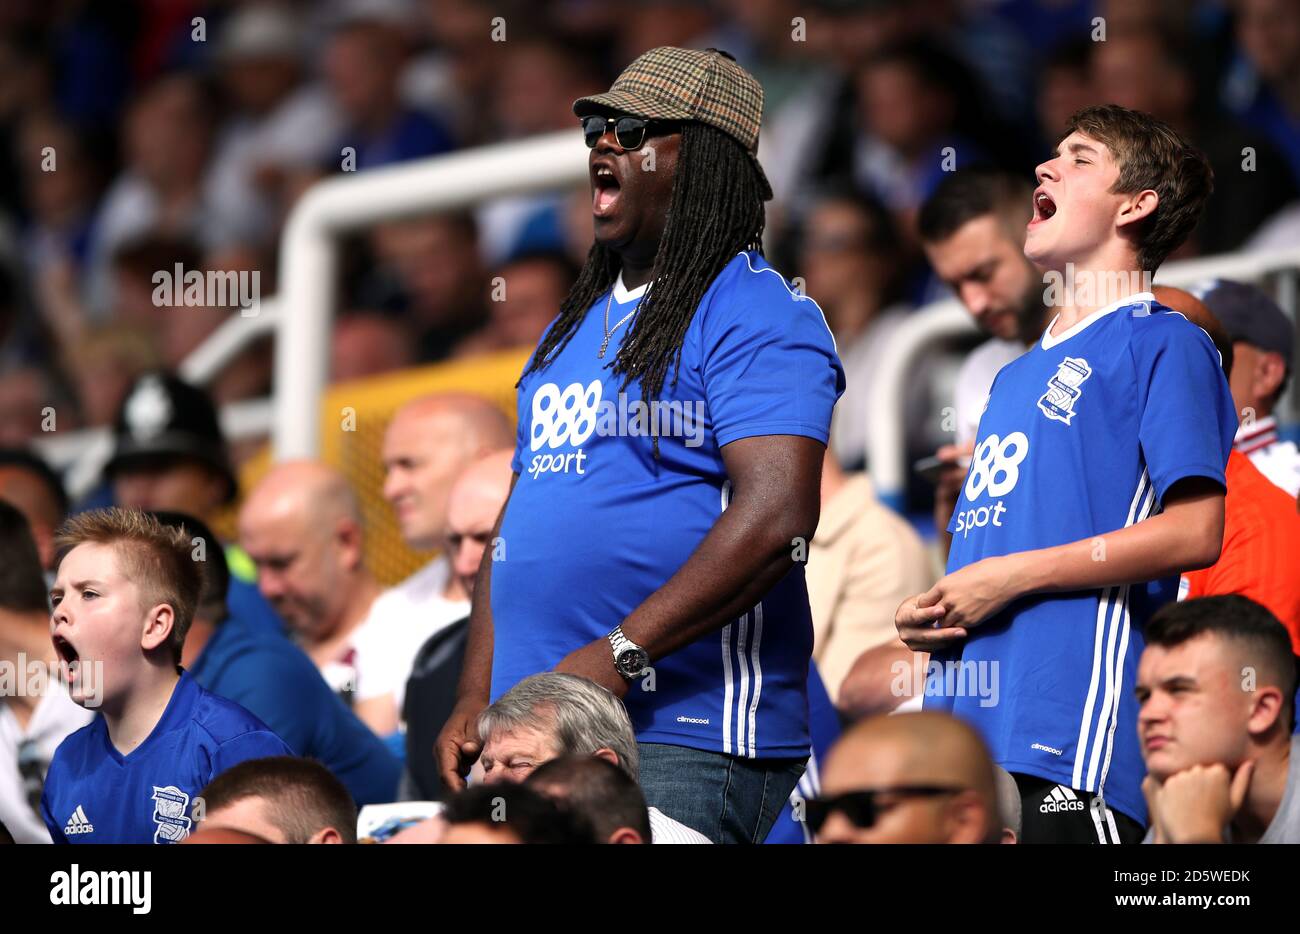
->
xmin=521 ymin=121 xmax=767 ymax=455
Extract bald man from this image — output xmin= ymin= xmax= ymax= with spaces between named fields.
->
xmin=444 ymin=450 xmax=515 ymax=598
xmin=812 ymin=712 xmax=1001 ymax=844
xmin=382 ymin=393 xmax=513 ymax=558
xmin=239 ymin=461 xmax=382 ymax=711
xmin=350 ymin=397 xmax=512 ymax=738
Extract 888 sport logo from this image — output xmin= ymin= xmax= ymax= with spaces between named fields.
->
xmin=525 ymin=380 xmax=602 ymax=478
xmin=954 ymin=431 xmax=1029 ymax=539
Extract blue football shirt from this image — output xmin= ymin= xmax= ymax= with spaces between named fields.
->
xmin=224 ymin=545 xmax=286 ymax=636
xmin=40 ymin=671 xmax=292 ymax=843
xmin=926 ymin=293 xmax=1236 ymax=824
xmin=492 ymin=251 xmax=845 ymax=758
xmin=189 ymin=610 xmax=401 ymax=805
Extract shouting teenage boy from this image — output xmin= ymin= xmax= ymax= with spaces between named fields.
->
xmin=897 ymin=105 xmax=1236 ymax=843
xmin=41 ymin=508 xmax=292 ymax=844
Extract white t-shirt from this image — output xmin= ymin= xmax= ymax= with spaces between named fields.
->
xmin=351 ymin=557 xmax=470 ymax=713
xmin=953 ymin=337 xmax=1026 ymax=445
xmin=1257 ymin=736 xmax=1300 ymax=843
xmin=648 ymin=806 xmax=712 ymax=844
xmin=0 ymin=682 xmax=94 ymax=844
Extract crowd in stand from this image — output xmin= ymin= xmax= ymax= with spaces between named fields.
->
xmin=1 ymin=1 xmax=1300 ymax=845
xmin=0 ymin=1 xmax=1298 ymax=458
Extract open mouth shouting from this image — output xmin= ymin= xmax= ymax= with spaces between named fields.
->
xmin=52 ymin=631 xmax=81 ymax=685
xmin=1030 ymin=187 xmax=1058 ymax=228
xmin=592 ymin=159 xmax=622 ymax=218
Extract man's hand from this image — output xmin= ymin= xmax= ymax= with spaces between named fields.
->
xmin=1143 ymin=761 xmax=1254 ymax=844
xmin=435 ymin=697 xmax=487 ymax=793
xmin=934 ymin=442 xmax=974 ymax=525
xmin=923 ymin=555 xmax=1021 ymax=630
xmin=837 ymin=640 xmax=920 ymax=719
xmin=895 ymin=593 xmax=965 ymax=650
xmin=895 ymin=555 xmax=1020 ymax=650
xmin=554 ymin=638 xmax=630 ymax=699
xmin=1141 ymin=775 xmax=1168 ymax=844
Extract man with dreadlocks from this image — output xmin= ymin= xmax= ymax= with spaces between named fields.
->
xmin=435 ymin=47 xmax=844 ymax=844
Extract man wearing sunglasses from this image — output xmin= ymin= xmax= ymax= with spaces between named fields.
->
xmin=436 ymin=47 xmax=845 ymax=844
xmin=811 ymin=711 xmax=1003 ymax=844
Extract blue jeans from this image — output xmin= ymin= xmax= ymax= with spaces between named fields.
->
xmin=638 ymin=742 xmax=806 ymax=844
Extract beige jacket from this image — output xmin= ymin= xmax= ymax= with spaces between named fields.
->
xmin=807 ymin=474 xmax=937 ymax=703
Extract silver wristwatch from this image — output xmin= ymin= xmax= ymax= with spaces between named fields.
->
xmin=607 ymin=625 xmax=650 ymax=681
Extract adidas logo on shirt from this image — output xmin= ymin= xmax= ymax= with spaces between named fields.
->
xmin=1040 ymin=785 xmax=1085 ymax=814
xmin=64 ymin=805 xmax=95 ymax=835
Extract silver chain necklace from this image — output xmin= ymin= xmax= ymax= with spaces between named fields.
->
xmin=598 ymin=285 xmax=641 ymax=359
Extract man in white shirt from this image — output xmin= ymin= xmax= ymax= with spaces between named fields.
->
xmin=354 ymin=394 xmax=513 ymax=738
xmin=0 ymin=505 xmax=92 ymax=843
xmin=1192 ymin=278 xmax=1299 ymax=501
xmin=350 ymin=557 xmax=468 ymax=737
xmin=918 ymin=168 xmax=1046 ymax=556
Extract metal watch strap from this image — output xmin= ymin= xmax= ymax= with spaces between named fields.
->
xmin=608 ymin=626 xmax=631 ymax=656
xmin=607 ymin=625 xmax=646 ymax=678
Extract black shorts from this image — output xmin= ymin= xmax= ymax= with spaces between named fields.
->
xmin=1012 ymin=773 xmax=1146 ymax=844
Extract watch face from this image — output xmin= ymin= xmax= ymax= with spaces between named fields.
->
xmin=617 ymin=648 xmax=649 ymax=677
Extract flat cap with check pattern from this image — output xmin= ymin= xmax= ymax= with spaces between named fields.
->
xmin=573 ymin=46 xmax=773 ymax=199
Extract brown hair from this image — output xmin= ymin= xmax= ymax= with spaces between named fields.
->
xmin=54 ymin=507 xmax=202 ymax=664
xmin=1147 ymin=595 xmax=1295 ymax=732
xmin=1063 ymin=104 xmax=1213 ymax=272
xmin=918 ymin=166 xmax=1033 ymax=244
xmin=198 ymin=756 xmax=358 ymax=844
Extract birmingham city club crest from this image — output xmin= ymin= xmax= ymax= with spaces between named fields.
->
xmin=1037 ymin=357 xmax=1092 ymax=425
xmin=151 ymin=785 xmax=192 ymax=843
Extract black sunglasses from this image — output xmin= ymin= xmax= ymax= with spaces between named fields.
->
xmin=581 ymin=115 xmax=678 ymax=150
xmin=804 ymin=785 xmax=962 ymax=834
